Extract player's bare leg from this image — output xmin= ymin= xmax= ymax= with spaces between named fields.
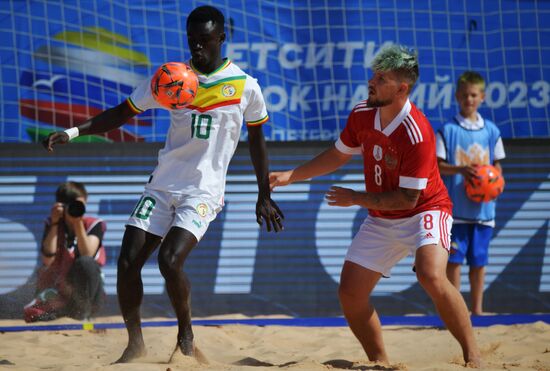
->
xmin=446 ymin=262 xmax=461 ymax=290
xmin=158 ymin=227 xmax=203 ymax=361
xmin=338 ymin=261 xmax=388 ymax=364
xmin=469 ymin=266 xmax=485 ymax=315
xmin=115 ymin=226 xmax=161 ymax=363
xmin=416 ymin=243 xmax=481 ymax=368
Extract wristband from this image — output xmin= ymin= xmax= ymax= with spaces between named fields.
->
xmin=64 ymin=127 xmax=79 ymax=140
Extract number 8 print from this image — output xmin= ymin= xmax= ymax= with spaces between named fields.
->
xmin=423 ymin=213 xmax=433 ymax=230
xmin=374 ymin=164 xmax=382 ymax=186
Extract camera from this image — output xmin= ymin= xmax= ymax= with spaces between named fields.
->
xmin=67 ymin=200 xmax=86 ymax=217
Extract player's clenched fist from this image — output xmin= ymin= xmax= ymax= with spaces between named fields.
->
xmin=269 ymin=170 xmax=293 ymax=190
xmin=42 ymin=132 xmax=70 ymax=152
xmin=325 ymin=186 xmax=357 ymax=207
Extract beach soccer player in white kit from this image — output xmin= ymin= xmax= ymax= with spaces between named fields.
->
xmin=43 ymin=5 xmax=284 ymax=364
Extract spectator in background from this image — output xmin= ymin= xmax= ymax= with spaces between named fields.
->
xmin=437 ymin=71 xmax=506 ymax=315
xmin=24 ymin=181 xmax=107 ymax=322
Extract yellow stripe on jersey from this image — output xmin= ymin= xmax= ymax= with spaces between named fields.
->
xmin=247 ymin=115 xmax=269 ymax=126
xmin=187 ymin=76 xmax=246 ymax=113
xmin=126 ymin=97 xmax=143 ymax=114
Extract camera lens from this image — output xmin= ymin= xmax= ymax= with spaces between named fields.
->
xmin=67 ymin=200 xmax=86 ymax=217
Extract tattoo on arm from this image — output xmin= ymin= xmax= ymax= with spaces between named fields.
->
xmin=369 ymin=193 xmax=382 ymax=207
xmin=401 ymin=188 xmax=421 ymax=205
xmin=363 ymin=188 xmax=420 ymax=210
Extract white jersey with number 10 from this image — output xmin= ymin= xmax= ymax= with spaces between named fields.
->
xmin=127 ymin=59 xmax=269 ymax=207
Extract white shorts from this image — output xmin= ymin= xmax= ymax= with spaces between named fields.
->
xmin=126 ymin=188 xmax=221 ymax=241
xmin=345 ymin=210 xmax=452 ymax=277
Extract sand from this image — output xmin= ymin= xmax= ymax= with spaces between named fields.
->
xmin=0 ymin=316 xmax=549 ymax=371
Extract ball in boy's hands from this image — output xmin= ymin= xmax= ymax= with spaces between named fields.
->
xmin=464 ymin=164 xmax=505 ymax=203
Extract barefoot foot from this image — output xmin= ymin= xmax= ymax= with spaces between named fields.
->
xmin=169 ymin=343 xmax=209 ymax=365
xmin=113 ymin=343 xmax=146 ymax=363
xmin=465 ymin=355 xmax=482 ymax=368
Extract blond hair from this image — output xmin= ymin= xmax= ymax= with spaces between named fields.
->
xmin=457 ymin=71 xmax=486 ymax=91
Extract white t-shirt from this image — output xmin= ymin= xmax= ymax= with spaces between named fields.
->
xmin=128 ymin=59 xmax=269 ymax=206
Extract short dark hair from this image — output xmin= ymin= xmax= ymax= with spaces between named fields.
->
xmin=55 ymin=181 xmax=87 ymax=204
xmin=187 ymin=5 xmax=225 ymax=32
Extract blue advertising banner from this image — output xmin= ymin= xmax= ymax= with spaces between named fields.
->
xmin=1 ymin=0 xmax=549 ymax=143
xmin=0 ymin=142 xmax=548 ymax=317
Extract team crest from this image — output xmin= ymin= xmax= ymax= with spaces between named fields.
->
xmin=384 ymin=153 xmax=397 ymax=169
xmin=221 ymin=84 xmax=236 ymax=97
xmin=373 ymin=145 xmax=383 ymax=161
xmin=195 ymin=203 xmax=209 ymax=218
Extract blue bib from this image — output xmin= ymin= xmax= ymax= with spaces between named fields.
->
xmin=438 ymin=118 xmax=501 ymax=221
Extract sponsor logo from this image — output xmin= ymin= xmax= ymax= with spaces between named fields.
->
xmin=221 ymin=84 xmax=236 ymax=97
xmin=193 ymin=219 xmax=202 ymax=228
xmin=373 ymin=145 xmax=383 ymax=161
xmin=196 ymin=203 xmax=209 ymax=218
xmin=425 ymin=232 xmax=434 ymax=239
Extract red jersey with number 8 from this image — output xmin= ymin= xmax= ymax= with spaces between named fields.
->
xmin=335 ymin=99 xmax=452 ymax=219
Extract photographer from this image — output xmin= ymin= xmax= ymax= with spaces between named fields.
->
xmin=24 ymin=181 xmax=107 ymax=322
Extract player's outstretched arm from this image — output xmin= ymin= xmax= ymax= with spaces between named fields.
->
xmin=269 ymin=146 xmax=352 ymax=190
xmin=42 ymin=101 xmax=139 ymax=152
xmin=247 ymin=125 xmax=284 ymax=232
xmin=326 ymin=186 xmax=421 ymax=211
